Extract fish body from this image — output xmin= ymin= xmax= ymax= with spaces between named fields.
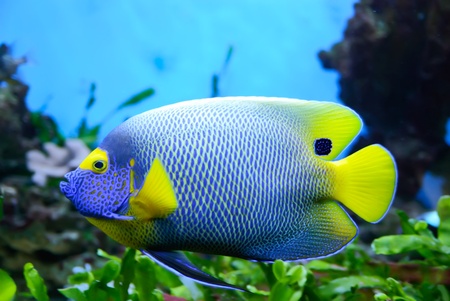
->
xmin=61 ymin=97 xmax=397 ymax=290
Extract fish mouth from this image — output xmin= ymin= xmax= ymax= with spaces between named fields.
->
xmin=60 ymin=169 xmax=90 ymax=201
xmin=60 ymin=170 xmax=132 ymax=220
xmin=60 ymin=175 xmax=76 ymax=200
xmin=60 ymin=170 xmax=86 ymax=201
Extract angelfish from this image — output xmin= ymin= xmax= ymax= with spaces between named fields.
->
xmin=60 ymin=97 xmax=397 ymax=291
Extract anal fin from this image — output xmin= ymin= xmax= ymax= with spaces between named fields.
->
xmin=301 ymin=201 xmax=358 ymax=258
xmin=244 ymin=201 xmax=358 ymax=261
xmin=141 ymin=249 xmax=247 ymax=292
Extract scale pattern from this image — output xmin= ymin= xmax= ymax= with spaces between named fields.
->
xmin=112 ymin=99 xmax=357 ymax=260
xmin=61 ymin=161 xmax=131 ymax=219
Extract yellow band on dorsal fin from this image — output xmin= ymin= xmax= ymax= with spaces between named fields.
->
xmin=259 ymin=99 xmax=363 ymax=160
xmin=129 ymin=158 xmax=178 ymax=220
xmin=287 ymin=100 xmax=362 ymax=161
xmin=304 ymin=102 xmax=362 ymax=161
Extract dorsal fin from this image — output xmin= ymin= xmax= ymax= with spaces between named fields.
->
xmin=129 ymin=158 xmax=177 ymax=220
xmin=284 ymin=100 xmax=363 ymax=161
xmin=229 ymin=97 xmax=362 ymax=161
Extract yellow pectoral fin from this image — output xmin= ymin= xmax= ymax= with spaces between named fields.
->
xmin=130 ymin=158 xmax=178 ymax=220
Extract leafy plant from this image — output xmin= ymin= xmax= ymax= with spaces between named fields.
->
xmin=23 ymin=263 xmax=49 ymax=301
xmin=0 ymin=269 xmax=16 ymax=301
xmin=58 ymin=248 xmax=167 ymax=301
xmin=373 ymin=195 xmax=450 ymax=264
xmin=5 ymin=196 xmax=450 ymax=300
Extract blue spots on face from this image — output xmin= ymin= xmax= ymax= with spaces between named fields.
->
xmin=61 ymin=158 xmax=134 ymax=220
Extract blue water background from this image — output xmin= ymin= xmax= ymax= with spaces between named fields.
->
xmin=1 ymin=0 xmax=354 ymax=138
xmin=1 ymin=1 xmax=447 ymax=208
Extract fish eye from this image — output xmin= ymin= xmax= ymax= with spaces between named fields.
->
xmin=93 ymin=160 xmax=107 ymax=172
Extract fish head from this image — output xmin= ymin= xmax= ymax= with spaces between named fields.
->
xmin=60 ymin=147 xmax=135 ymax=220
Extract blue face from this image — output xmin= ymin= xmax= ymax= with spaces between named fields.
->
xmin=60 ymin=148 xmax=134 ymax=221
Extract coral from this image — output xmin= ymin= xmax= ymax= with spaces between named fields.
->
xmin=319 ymin=0 xmax=450 ymax=204
xmin=0 ymin=45 xmax=39 ymax=179
xmin=26 ymin=139 xmax=90 ymax=186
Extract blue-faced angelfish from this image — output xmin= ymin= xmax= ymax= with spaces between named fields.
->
xmin=60 ymin=97 xmax=397 ymax=291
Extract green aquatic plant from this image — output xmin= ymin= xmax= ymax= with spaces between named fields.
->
xmin=77 ymin=83 xmax=155 ymax=149
xmin=4 ymin=196 xmax=450 ymax=300
xmin=373 ymin=196 xmax=450 ymax=265
xmin=30 ymin=83 xmax=155 ymax=149
xmin=0 ymin=269 xmax=16 ymax=301
xmin=211 ymin=45 xmax=233 ymax=97
xmin=23 ymin=263 xmax=49 ymax=301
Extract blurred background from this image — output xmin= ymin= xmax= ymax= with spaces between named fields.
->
xmin=1 ymin=0 xmax=354 ymax=139
xmin=1 ymin=0 xmax=450 ymax=299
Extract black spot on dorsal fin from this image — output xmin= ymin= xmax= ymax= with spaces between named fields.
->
xmin=314 ymin=138 xmax=332 ymax=156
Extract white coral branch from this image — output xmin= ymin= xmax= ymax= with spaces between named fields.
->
xmin=26 ymin=138 xmax=91 ymax=186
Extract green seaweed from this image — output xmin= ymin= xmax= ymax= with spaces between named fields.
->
xmin=29 ymin=83 xmax=155 ymax=149
xmin=77 ymin=83 xmax=155 ymax=149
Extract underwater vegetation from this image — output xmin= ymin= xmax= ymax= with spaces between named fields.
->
xmin=2 ymin=196 xmax=450 ymax=300
xmin=0 ymin=43 xmax=155 ymax=298
xmin=1 ymin=0 xmax=450 ymax=300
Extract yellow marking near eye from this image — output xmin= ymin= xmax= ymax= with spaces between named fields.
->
xmin=80 ymin=148 xmax=109 ymax=174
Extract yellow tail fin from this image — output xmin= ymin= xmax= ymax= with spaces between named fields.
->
xmin=332 ymin=144 xmax=397 ymax=223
